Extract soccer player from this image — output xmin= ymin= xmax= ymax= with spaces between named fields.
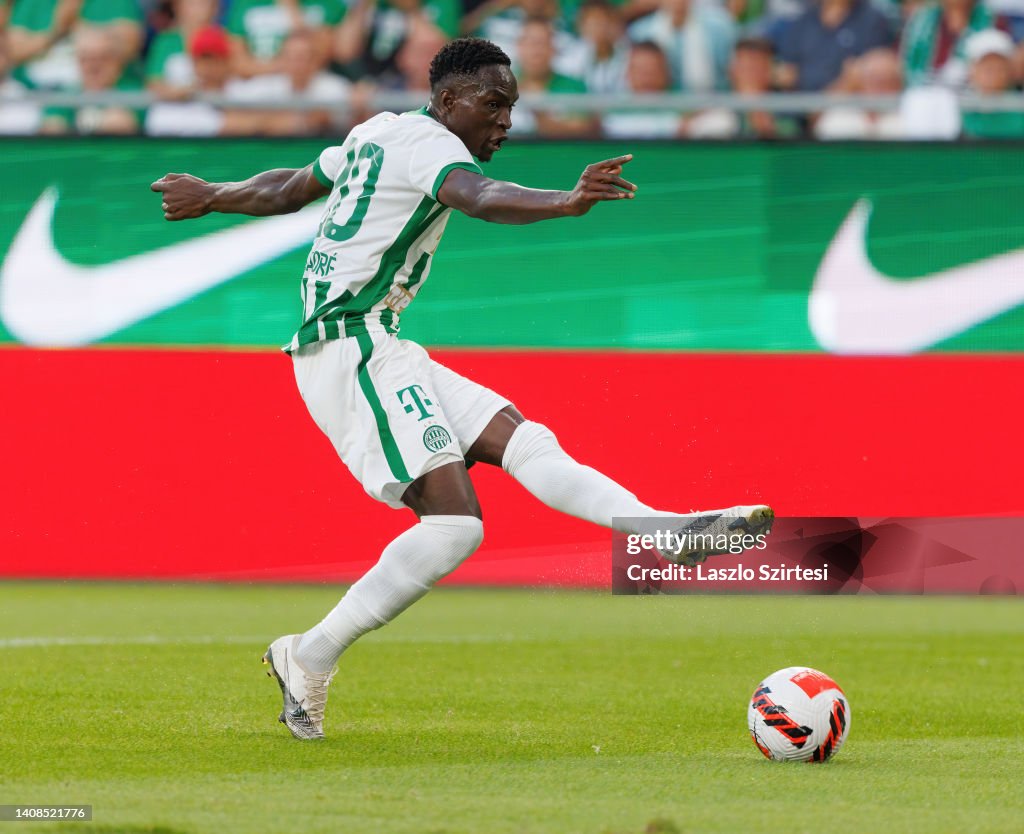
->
xmin=151 ymin=38 xmax=772 ymax=740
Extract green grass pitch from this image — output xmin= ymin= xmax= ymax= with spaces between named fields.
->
xmin=1 ymin=583 xmax=1021 ymax=834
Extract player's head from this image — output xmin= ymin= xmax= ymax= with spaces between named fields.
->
xmin=428 ymin=37 xmax=516 ymax=162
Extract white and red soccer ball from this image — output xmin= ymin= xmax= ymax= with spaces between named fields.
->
xmin=748 ymin=667 xmax=851 ymax=762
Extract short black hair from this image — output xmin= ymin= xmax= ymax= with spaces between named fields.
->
xmin=428 ymin=37 xmax=511 ymax=91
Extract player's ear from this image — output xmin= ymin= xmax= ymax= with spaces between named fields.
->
xmin=437 ymin=87 xmax=457 ymax=116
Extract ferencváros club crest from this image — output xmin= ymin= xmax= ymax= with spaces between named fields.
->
xmin=423 ymin=425 xmax=452 ymax=452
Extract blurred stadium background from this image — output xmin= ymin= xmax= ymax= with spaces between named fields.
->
xmin=4 ymin=0 xmax=1024 ymax=138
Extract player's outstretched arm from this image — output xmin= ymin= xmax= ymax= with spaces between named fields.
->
xmin=150 ymin=164 xmax=331 ymax=221
xmin=438 ymin=154 xmax=636 ymax=225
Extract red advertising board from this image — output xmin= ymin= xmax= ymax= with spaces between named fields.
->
xmin=2 ymin=348 xmax=1019 ymax=584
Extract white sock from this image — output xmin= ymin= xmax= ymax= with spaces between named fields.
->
xmin=296 ymin=515 xmax=483 ymax=672
xmin=502 ymin=421 xmax=672 ymax=534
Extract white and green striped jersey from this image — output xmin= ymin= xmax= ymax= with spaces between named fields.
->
xmin=284 ymin=107 xmax=482 ymax=352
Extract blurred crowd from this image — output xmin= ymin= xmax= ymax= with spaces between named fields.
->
xmin=1 ymin=0 xmax=1023 ymax=139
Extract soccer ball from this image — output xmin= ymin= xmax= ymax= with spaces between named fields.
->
xmin=747 ymin=666 xmax=851 ymax=763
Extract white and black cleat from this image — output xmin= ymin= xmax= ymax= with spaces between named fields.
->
xmin=262 ymin=634 xmax=335 ymax=740
xmin=656 ymin=505 xmax=774 ymax=567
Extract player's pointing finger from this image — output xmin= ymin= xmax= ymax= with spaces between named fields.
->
xmin=594 ymin=154 xmax=633 ymax=170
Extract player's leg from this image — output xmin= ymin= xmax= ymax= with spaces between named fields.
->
xmin=268 ymin=464 xmax=482 ymax=740
xmin=295 ymin=461 xmax=482 ymax=672
xmin=468 ymin=406 xmax=773 ymax=562
xmin=266 ymin=337 xmax=484 ymax=739
xmin=467 ymin=405 xmax=666 ymax=527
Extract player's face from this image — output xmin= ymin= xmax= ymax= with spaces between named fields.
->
xmin=444 ymin=66 xmax=518 ymax=163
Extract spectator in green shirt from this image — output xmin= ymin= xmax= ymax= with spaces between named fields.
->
xmin=334 ymin=0 xmax=459 ymax=81
xmin=229 ymin=29 xmax=353 ymax=134
xmin=961 ymin=28 xmax=1024 ymax=138
xmin=40 ymin=25 xmax=142 ymax=134
xmin=7 ymin=0 xmax=143 ymax=88
xmin=513 ymin=15 xmax=599 ymax=137
xmin=0 ymin=28 xmax=42 ymax=133
xmin=466 ymin=0 xmax=651 ymax=43
xmin=228 ymin=0 xmax=345 ymax=78
xmin=462 ymin=0 xmax=575 ymax=76
xmin=146 ymin=25 xmax=270 ymax=136
xmin=145 ymin=0 xmax=219 ymax=100
xmin=901 ymin=0 xmax=999 ymax=88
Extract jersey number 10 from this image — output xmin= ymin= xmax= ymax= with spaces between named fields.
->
xmin=319 ymin=142 xmax=385 ymax=244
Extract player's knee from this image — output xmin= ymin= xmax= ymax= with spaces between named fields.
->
xmin=420 ymin=515 xmax=484 ymax=580
xmin=501 ymin=421 xmax=563 ymax=476
xmin=448 ymin=515 xmax=484 ymax=555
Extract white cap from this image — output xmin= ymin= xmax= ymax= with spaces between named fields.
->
xmin=965 ymin=29 xmax=1015 ymax=63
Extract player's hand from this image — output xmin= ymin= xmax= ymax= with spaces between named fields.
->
xmin=150 ymin=172 xmax=216 ymax=221
xmin=566 ymin=154 xmax=636 ymax=217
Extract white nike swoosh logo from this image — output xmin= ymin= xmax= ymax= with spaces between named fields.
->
xmin=0 ymin=187 xmax=323 ymax=346
xmin=809 ymin=199 xmax=1024 ymax=354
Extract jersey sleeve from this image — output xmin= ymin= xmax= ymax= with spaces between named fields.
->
xmin=313 ymin=144 xmax=348 ymax=187
xmin=408 ymin=129 xmax=482 ymax=201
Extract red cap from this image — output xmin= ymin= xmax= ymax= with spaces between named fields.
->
xmin=190 ymin=26 xmax=231 ymax=59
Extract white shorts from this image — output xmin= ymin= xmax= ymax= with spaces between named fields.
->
xmin=292 ymin=333 xmax=512 ymax=509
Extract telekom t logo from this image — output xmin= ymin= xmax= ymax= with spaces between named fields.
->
xmin=396 ymin=384 xmax=434 ymax=421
